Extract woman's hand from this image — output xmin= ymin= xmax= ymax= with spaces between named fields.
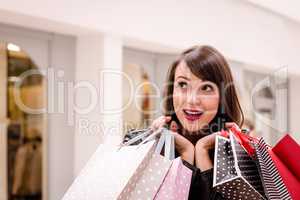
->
xmin=150 ymin=116 xmax=195 ymax=165
xmin=194 ymin=132 xmax=217 ymax=171
xmin=150 ymin=115 xmax=172 ymax=130
xmin=169 ymin=121 xmax=195 ymax=165
xmin=194 ymin=122 xmax=240 ymax=171
xmin=224 ymin=122 xmax=241 ymax=132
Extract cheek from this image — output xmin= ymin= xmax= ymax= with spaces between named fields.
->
xmin=172 ymin=91 xmax=185 ymax=112
xmin=201 ymin=95 xmax=220 ymax=113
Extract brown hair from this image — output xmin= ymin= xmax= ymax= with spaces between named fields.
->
xmin=164 ymin=45 xmax=244 ymax=132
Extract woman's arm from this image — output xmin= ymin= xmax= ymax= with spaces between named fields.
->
xmin=194 ymin=146 xmax=213 ymax=171
xmin=151 ymin=116 xmax=195 ymax=165
xmin=194 ymin=122 xmax=241 ymax=170
xmin=194 ymin=132 xmax=216 ymax=171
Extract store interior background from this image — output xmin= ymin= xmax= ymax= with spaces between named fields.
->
xmin=0 ymin=0 xmax=300 ymax=200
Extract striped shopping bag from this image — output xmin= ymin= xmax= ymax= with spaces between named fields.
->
xmin=254 ymin=138 xmax=291 ymax=200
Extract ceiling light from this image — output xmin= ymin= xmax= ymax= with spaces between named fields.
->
xmin=7 ymin=43 xmax=21 ymax=52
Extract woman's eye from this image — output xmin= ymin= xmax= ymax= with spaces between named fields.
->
xmin=177 ymin=81 xmax=188 ymax=89
xmin=201 ymin=84 xmax=214 ymax=92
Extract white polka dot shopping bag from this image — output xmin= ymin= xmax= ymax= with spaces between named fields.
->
xmin=118 ymin=129 xmax=193 ymax=200
xmin=213 ymin=133 xmax=266 ymax=200
xmin=154 ymin=157 xmax=192 ymax=200
xmin=62 ymin=128 xmax=176 ymax=200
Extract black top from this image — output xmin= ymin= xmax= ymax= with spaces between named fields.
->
xmin=123 ymin=129 xmax=224 ymax=200
xmin=181 ymin=160 xmax=224 ymax=200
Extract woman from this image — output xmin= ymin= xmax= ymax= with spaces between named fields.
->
xmin=124 ymin=45 xmax=244 ymax=200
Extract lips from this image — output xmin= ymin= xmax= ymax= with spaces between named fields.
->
xmin=183 ymin=109 xmax=203 ymax=121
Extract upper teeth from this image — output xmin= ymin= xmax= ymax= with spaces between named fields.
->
xmin=185 ymin=110 xmax=202 ymax=115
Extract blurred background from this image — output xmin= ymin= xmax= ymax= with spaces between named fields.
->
xmin=0 ymin=0 xmax=299 ymax=200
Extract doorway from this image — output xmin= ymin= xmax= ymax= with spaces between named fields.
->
xmin=0 ymin=25 xmax=49 ymax=200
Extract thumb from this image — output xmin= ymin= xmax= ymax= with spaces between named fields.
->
xmin=164 ymin=116 xmax=172 ymax=123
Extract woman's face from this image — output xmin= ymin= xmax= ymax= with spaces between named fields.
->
xmin=173 ymin=61 xmax=220 ymax=133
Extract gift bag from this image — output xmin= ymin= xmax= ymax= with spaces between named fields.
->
xmin=254 ymin=138 xmax=291 ymax=200
xmin=62 ymin=140 xmax=156 ymax=200
xmin=213 ymin=133 xmax=266 ymax=200
xmin=119 ymin=130 xmax=174 ymax=199
xmin=272 ymin=134 xmax=300 ymax=180
xmin=63 ymin=128 xmax=174 ymax=200
xmin=154 ymin=157 xmax=192 ymax=200
xmin=220 ymin=126 xmax=258 ymax=157
xmin=269 ymin=134 xmax=300 ymax=199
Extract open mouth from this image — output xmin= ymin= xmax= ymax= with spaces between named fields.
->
xmin=183 ymin=109 xmax=203 ymax=121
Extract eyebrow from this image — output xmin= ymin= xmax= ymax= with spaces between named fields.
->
xmin=175 ymin=76 xmax=190 ymax=81
xmin=175 ymin=75 xmax=212 ymax=84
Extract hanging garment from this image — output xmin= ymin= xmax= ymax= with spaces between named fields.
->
xmin=12 ymin=141 xmax=42 ymax=196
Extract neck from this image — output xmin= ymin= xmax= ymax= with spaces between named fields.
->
xmin=180 ymin=127 xmax=211 ymax=145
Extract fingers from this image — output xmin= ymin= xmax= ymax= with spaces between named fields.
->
xmin=151 ymin=116 xmax=172 ymax=130
xmin=218 ymin=130 xmax=229 ymax=137
xmin=164 ymin=116 xmax=172 ymax=123
xmin=151 ymin=116 xmax=164 ymax=130
xmin=224 ymin=122 xmax=235 ymax=128
xmin=225 ymin=122 xmax=241 ymax=131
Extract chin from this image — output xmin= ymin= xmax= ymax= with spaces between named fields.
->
xmin=181 ymin=120 xmax=208 ymax=134
xmin=183 ymin=125 xmax=198 ymax=132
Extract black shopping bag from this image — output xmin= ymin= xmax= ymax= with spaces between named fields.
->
xmin=213 ymin=133 xmax=266 ymax=200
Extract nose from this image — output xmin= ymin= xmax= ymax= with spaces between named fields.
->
xmin=186 ymin=90 xmax=200 ymax=106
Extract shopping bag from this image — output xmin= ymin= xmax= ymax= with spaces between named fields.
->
xmin=213 ymin=132 xmax=266 ymax=200
xmin=272 ymin=134 xmax=300 ymax=180
xmin=269 ymin=134 xmax=300 ymax=199
xmin=254 ymin=138 xmax=291 ymax=200
xmin=118 ymin=130 xmax=174 ymax=200
xmin=62 ymin=139 xmax=156 ymax=200
xmin=62 ymin=128 xmax=175 ymax=200
xmin=154 ymin=157 xmax=192 ymax=200
xmin=220 ymin=126 xmax=258 ymax=157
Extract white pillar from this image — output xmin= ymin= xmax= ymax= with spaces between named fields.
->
xmin=289 ymin=75 xmax=300 ymax=142
xmin=74 ymin=33 xmax=123 ymax=176
xmin=101 ymin=35 xmax=123 ymax=145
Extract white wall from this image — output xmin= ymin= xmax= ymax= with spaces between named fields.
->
xmin=289 ymin=75 xmax=300 ymax=141
xmin=48 ymin=34 xmax=76 ymax=200
xmin=74 ymin=34 xmax=123 ymax=177
xmin=74 ymin=34 xmax=103 ymax=177
xmin=1 ymin=0 xmax=300 ymax=74
xmin=246 ymin=0 xmax=300 ymax=22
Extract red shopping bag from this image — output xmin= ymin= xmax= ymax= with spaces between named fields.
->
xmin=271 ymin=134 xmax=300 ymax=199
xmin=219 ymin=126 xmax=259 ymax=157
xmin=273 ymin=134 xmax=300 ymax=180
